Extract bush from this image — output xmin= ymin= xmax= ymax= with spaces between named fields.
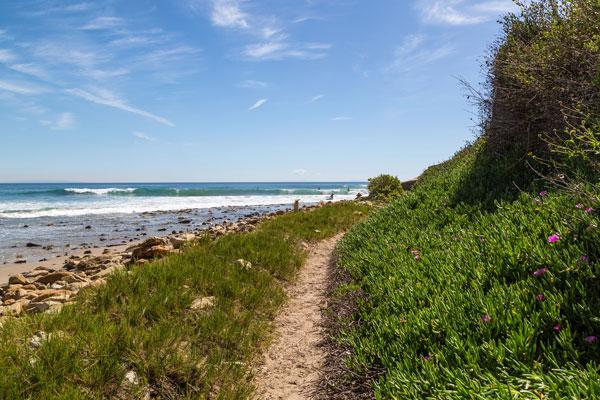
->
xmin=367 ymin=174 xmax=404 ymax=200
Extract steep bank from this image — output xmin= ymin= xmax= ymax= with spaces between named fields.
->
xmin=332 ymin=142 xmax=599 ymax=398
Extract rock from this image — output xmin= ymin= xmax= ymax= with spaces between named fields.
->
xmin=178 ymin=219 xmax=192 ymax=224
xmin=35 ymin=271 xmax=74 ymax=285
xmin=14 ymin=260 xmax=26 ymax=264
xmin=169 ymin=233 xmax=196 ymax=249
xmin=25 ymin=302 xmax=50 ymax=314
xmin=92 ymin=265 xmax=123 ymax=280
xmin=29 ymin=331 xmax=48 ymax=349
xmin=32 ymin=289 xmax=71 ymax=303
xmin=124 ymin=370 xmax=139 ymax=386
xmin=26 ymin=242 xmax=41 ymax=248
xmin=1 ymin=299 xmax=26 ymax=316
xmin=8 ymin=274 xmax=29 ymax=285
xmin=190 ymin=296 xmax=215 ymax=311
xmin=235 ymin=259 xmax=252 ymax=270
xmin=129 ymin=237 xmax=173 ymax=259
xmin=85 ymin=225 xmax=92 ymax=230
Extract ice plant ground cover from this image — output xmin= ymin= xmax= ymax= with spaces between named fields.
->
xmin=335 ymin=142 xmax=600 ymax=399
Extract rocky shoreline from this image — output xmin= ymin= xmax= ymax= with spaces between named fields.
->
xmin=0 ymin=204 xmax=311 ymax=319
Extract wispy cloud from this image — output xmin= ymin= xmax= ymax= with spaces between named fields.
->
xmin=0 ymin=79 xmax=45 ymax=95
xmin=386 ymin=34 xmax=454 ymax=73
xmin=293 ymin=168 xmax=308 ymax=176
xmin=132 ymin=131 xmax=156 ymax=141
xmin=210 ymin=0 xmax=249 ymax=29
xmin=242 ymin=41 xmax=331 ymax=61
xmin=66 ymin=87 xmax=175 ymax=126
xmin=239 ymin=79 xmax=268 ymax=89
xmin=308 ymin=94 xmax=325 ymax=103
xmin=249 ymin=98 xmax=268 ymax=111
xmin=81 ymin=16 xmax=124 ymax=30
xmin=8 ymin=63 xmax=48 ymax=80
xmin=332 ymin=116 xmax=352 ymax=121
xmin=417 ymin=0 xmax=517 ymax=26
xmin=0 ymin=49 xmax=17 ymax=62
xmin=41 ymin=112 xmax=75 ymax=130
xmin=190 ymin=0 xmax=331 ymax=61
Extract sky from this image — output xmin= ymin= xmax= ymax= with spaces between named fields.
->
xmin=0 ymin=0 xmax=519 ymax=182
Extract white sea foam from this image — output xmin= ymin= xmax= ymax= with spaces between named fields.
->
xmin=64 ymin=188 xmax=137 ymax=195
xmin=0 ymin=192 xmax=366 ymax=219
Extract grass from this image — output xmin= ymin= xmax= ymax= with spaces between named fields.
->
xmin=0 ymin=201 xmax=369 ymax=399
xmin=335 ymin=142 xmax=600 ymax=399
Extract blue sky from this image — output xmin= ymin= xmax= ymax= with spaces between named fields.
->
xmin=0 ymin=0 xmax=518 ymax=182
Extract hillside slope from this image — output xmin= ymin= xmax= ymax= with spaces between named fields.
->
xmin=336 ymin=142 xmax=599 ymax=398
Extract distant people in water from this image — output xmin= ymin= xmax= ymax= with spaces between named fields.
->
xmin=328 ymin=192 xmax=334 ymax=200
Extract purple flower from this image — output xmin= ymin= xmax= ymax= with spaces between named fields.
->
xmin=548 ymin=233 xmax=560 ymax=243
xmin=481 ymin=314 xmax=491 ymax=323
xmin=536 ymin=294 xmax=545 ymax=302
xmin=576 ymin=203 xmax=584 ymax=209
xmin=423 ymin=354 xmax=431 ymax=361
xmin=539 ymin=191 xmax=548 ymax=197
xmin=585 ymin=207 xmax=594 ymax=214
xmin=533 ymin=268 xmax=549 ymax=277
xmin=553 ymin=323 xmax=562 ymax=333
xmin=584 ymin=336 xmax=597 ymax=345
xmin=580 ymin=255 xmax=590 ymax=264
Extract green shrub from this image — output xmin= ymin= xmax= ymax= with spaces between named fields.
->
xmin=368 ymin=174 xmax=404 ymax=201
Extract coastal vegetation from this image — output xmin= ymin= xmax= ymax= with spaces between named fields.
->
xmin=330 ymin=1 xmax=600 ymax=398
xmin=367 ymin=175 xmax=404 ymax=201
xmin=0 ymin=202 xmax=368 ymax=399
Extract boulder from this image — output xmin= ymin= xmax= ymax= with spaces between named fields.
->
xmin=92 ymin=264 xmax=123 ymax=280
xmin=169 ymin=233 xmax=196 ymax=249
xmin=0 ymin=299 xmax=26 ymax=316
xmin=35 ymin=271 xmax=74 ymax=285
xmin=130 ymin=237 xmax=173 ymax=259
xmin=8 ymin=274 xmax=29 ymax=285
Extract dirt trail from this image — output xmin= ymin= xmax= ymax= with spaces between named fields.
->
xmin=254 ymin=234 xmax=342 ymax=400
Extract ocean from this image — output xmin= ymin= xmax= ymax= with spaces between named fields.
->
xmin=0 ymin=182 xmax=367 ymax=265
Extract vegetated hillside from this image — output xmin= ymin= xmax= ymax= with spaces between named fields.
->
xmin=335 ymin=1 xmax=600 ymax=398
xmin=337 ymin=142 xmax=598 ymax=398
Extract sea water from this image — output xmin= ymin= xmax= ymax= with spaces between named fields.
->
xmin=0 ymin=182 xmax=367 ymax=264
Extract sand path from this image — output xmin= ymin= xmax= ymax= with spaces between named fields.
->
xmin=254 ymin=234 xmax=342 ymax=399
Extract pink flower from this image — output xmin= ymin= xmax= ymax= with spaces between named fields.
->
xmin=539 ymin=191 xmax=548 ymax=197
xmin=585 ymin=207 xmax=594 ymax=214
xmin=548 ymin=233 xmax=560 ymax=243
xmin=533 ymin=268 xmax=549 ymax=277
xmin=536 ymin=294 xmax=545 ymax=302
xmin=481 ymin=314 xmax=491 ymax=323
xmin=580 ymin=255 xmax=590 ymax=264
xmin=576 ymin=203 xmax=584 ymax=209
xmin=553 ymin=323 xmax=562 ymax=333
xmin=584 ymin=336 xmax=597 ymax=345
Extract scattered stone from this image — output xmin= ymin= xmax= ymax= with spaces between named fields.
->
xmin=29 ymin=331 xmax=48 ymax=349
xmin=8 ymin=274 xmax=29 ymax=285
xmin=85 ymin=225 xmax=92 ymax=230
xmin=190 ymin=296 xmax=215 ymax=311
xmin=235 ymin=259 xmax=253 ymax=270
xmin=26 ymin=242 xmax=41 ymax=248
xmin=35 ymin=271 xmax=74 ymax=285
